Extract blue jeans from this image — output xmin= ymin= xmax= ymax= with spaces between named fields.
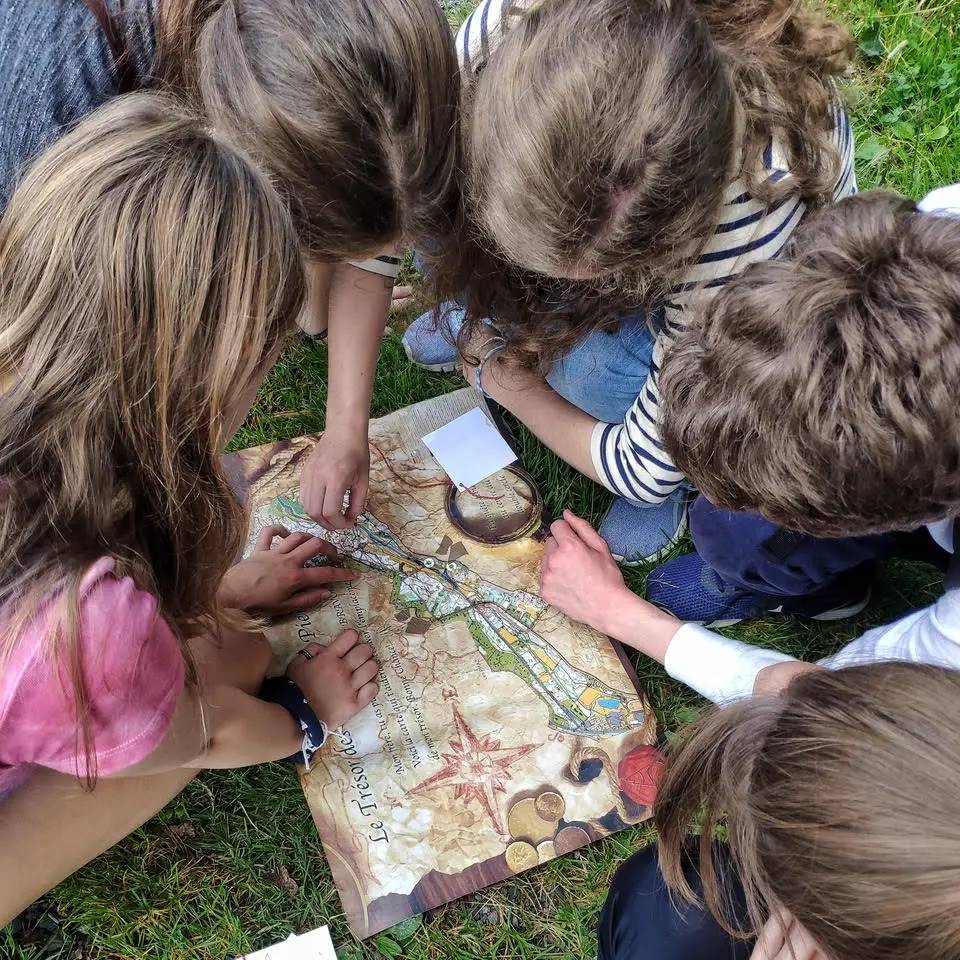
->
xmin=688 ymin=496 xmax=949 ymax=600
xmin=546 ymin=311 xmax=657 ymax=423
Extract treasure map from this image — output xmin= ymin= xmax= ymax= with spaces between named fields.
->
xmin=225 ymin=390 xmax=661 ymax=939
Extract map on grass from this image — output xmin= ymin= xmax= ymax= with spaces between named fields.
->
xmin=224 ymin=390 xmax=660 ymax=938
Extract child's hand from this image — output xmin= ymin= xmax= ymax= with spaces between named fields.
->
xmin=287 ymin=628 xmax=379 ymax=729
xmin=300 ymin=431 xmax=371 ymax=530
xmin=751 ymin=912 xmax=827 ymax=960
xmin=540 ymin=510 xmax=630 ymax=633
xmin=219 ymin=525 xmax=357 ymax=616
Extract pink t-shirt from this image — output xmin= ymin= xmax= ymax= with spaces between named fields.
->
xmin=0 ymin=558 xmax=185 ymax=800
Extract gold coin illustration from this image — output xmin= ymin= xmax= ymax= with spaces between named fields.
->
xmin=507 ymin=797 xmax=555 ymax=844
xmin=555 ymin=825 xmax=591 ymax=855
xmin=505 ymin=840 xmax=539 ymax=874
xmin=536 ymin=840 xmax=557 ymax=864
xmin=534 ymin=790 xmax=566 ymax=822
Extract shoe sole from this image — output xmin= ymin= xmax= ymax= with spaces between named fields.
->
xmin=402 ymin=338 xmax=458 ymax=373
xmin=612 ymin=508 xmax=690 ymax=567
xmin=808 ymin=586 xmax=873 ymax=621
xmin=704 ymin=586 xmax=873 ymax=629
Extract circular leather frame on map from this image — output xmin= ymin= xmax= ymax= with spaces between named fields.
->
xmin=443 ymin=465 xmax=543 ymax=545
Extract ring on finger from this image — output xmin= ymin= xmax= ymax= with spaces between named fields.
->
xmin=297 ymin=648 xmax=314 ymax=661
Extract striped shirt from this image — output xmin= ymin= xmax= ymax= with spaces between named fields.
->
xmin=457 ymin=0 xmax=858 ymax=503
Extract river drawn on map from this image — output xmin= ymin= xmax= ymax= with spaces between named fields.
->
xmin=252 ymin=493 xmax=646 ymax=738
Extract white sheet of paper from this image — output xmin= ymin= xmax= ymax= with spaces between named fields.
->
xmin=239 ymin=926 xmax=337 ymax=960
xmin=422 ymin=407 xmax=516 ymax=489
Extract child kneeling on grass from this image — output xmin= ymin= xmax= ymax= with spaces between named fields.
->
xmin=538 ymin=186 xmax=960 ymax=957
xmin=0 ymin=94 xmax=379 ymax=926
xmin=408 ymin=0 xmax=856 ymax=565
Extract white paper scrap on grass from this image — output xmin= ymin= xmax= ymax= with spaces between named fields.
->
xmin=422 ymin=406 xmax=516 ymax=490
xmin=238 ymin=926 xmax=337 ymax=960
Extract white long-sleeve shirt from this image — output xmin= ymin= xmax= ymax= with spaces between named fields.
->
xmin=456 ymin=0 xmax=857 ymax=503
xmin=666 ymin=520 xmax=960 ymax=704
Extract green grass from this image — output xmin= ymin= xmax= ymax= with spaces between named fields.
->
xmin=6 ymin=1 xmax=960 ymax=956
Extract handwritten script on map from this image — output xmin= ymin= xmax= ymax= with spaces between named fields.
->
xmin=225 ymin=390 xmax=659 ymax=938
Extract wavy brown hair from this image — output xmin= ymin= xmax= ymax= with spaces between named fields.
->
xmin=147 ymin=0 xmax=461 ymax=261
xmin=655 ymin=663 xmax=960 ymax=960
xmin=426 ymin=0 xmax=852 ymax=371
xmin=660 ymin=190 xmax=960 ymax=537
xmin=0 ymin=93 xmax=305 ymax=781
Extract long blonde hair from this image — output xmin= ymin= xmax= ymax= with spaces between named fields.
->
xmin=655 ymin=663 xmax=960 ymax=960
xmin=0 ymin=93 xmax=305 ymax=779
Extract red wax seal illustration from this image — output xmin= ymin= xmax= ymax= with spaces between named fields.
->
xmin=618 ymin=745 xmax=665 ymax=807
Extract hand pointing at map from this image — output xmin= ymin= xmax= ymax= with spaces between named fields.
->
xmin=218 ymin=524 xmax=357 ymax=616
xmin=540 ymin=511 xmax=681 ymax=663
xmin=541 ymin=511 xmax=627 ymax=629
xmin=300 ymin=428 xmax=371 ymax=530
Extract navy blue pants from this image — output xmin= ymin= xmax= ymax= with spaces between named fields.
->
xmin=687 ymin=497 xmax=948 ymax=601
xmin=598 ymin=844 xmax=752 ymax=960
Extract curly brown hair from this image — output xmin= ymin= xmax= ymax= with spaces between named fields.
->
xmin=659 ymin=190 xmax=960 ymax=537
xmin=425 ymin=0 xmax=852 ymax=371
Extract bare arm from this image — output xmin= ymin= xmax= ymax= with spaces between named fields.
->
xmin=467 ymin=353 xmax=602 ymax=484
xmin=540 ymin=510 xmax=682 ymax=663
xmin=301 ymin=261 xmax=392 ymax=528
xmin=539 ymin=510 xmax=819 ymax=700
xmin=325 ymin=261 xmax=390 ymax=449
xmin=106 ymin=628 xmax=302 ymax=776
xmin=106 ymin=622 xmax=379 ymax=776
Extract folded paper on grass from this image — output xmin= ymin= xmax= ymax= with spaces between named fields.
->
xmin=224 ymin=389 xmax=660 ymax=938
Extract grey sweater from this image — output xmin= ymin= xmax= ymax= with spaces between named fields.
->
xmin=0 ymin=0 xmax=158 ymax=212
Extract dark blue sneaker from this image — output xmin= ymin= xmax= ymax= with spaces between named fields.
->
xmin=646 ymin=552 xmax=872 ymax=628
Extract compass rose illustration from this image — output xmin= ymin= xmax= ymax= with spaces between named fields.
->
xmin=406 ymin=705 xmax=539 ymax=835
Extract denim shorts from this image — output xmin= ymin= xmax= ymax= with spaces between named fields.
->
xmin=546 ymin=310 xmax=660 ymax=424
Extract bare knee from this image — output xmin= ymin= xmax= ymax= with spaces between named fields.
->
xmin=0 ymin=767 xmax=193 ymax=927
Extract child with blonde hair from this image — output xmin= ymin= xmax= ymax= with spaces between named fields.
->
xmin=0 ymin=94 xmax=378 ymax=925
xmin=0 ymin=0 xmax=461 ymax=532
xmin=408 ymin=0 xmax=855 ymax=564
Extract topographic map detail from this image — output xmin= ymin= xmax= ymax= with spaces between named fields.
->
xmin=226 ymin=389 xmax=657 ymax=938
xmin=253 ymin=493 xmax=646 ymax=737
